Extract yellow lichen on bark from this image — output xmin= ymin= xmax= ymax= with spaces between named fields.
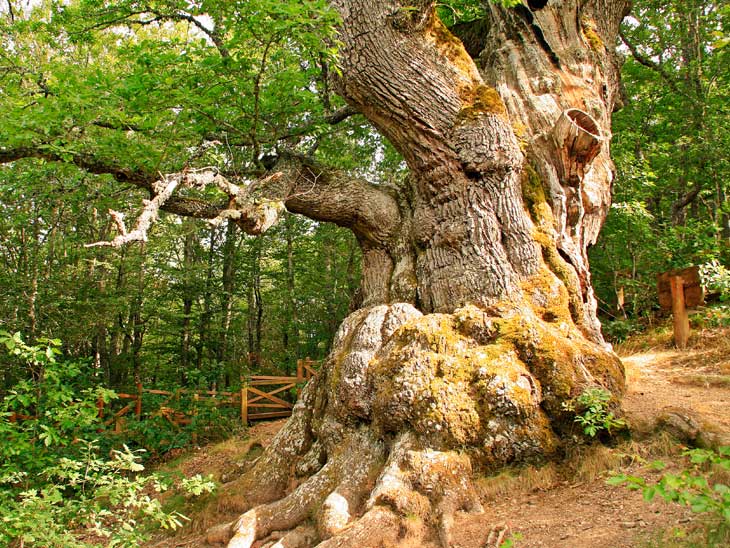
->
xmin=492 ymin=303 xmax=625 ymax=421
xmin=456 ymin=84 xmax=509 ymax=121
xmin=580 ymin=16 xmax=605 ymax=53
xmin=424 ymin=13 xmax=481 ymax=89
xmin=521 ymin=165 xmax=586 ymax=325
xmin=521 ymin=165 xmax=554 ymax=230
xmin=369 ymin=309 xmax=560 ymax=463
xmin=520 ymin=268 xmax=573 ymax=325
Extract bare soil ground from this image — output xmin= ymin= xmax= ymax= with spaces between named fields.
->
xmin=149 ymin=326 xmax=730 ymax=548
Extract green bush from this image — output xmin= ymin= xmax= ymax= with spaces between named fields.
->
xmin=691 ymin=304 xmax=730 ymax=329
xmin=119 ymin=394 xmax=240 ymax=460
xmin=602 ymin=317 xmax=646 ymax=344
xmin=562 ymin=387 xmax=627 ymax=438
xmin=700 ymin=260 xmax=730 ymax=301
xmin=0 ymin=332 xmax=214 ymax=547
xmin=0 ymin=442 xmax=187 ymax=547
xmin=609 ymin=447 xmax=730 ymax=544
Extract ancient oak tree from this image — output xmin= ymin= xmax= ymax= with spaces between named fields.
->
xmin=205 ymin=1 xmax=630 ymax=546
xmin=1 ymin=0 xmax=631 ymax=546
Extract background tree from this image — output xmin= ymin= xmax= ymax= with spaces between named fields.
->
xmin=590 ymin=0 xmax=729 ymax=329
xmin=0 ymin=0 xmax=360 ymax=391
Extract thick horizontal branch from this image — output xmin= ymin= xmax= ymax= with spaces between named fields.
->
xmin=264 ymin=155 xmax=402 ymax=246
xmin=0 ymin=145 xmax=227 ymax=220
xmin=0 ymin=146 xmax=154 ymax=186
xmin=1 ymin=145 xmax=399 ymax=246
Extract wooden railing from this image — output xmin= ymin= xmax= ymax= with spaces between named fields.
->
xmin=98 ymin=358 xmax=319 ymax=431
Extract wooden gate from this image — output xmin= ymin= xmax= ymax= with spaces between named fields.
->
xmin=242 ymin=358 xmax=318 ymax=421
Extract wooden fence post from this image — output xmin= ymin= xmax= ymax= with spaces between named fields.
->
xmin=670 ymin=275 xmax=690 ymax=349
xmin=240 ymin=386 xmax=248 ymax=425
xmin=192 ymin=393 xmax=199 ymax=444
xmin=135 ymin=381 xmax=143 ymax=418
xmin=296 ymin=359 xmax=303 ymax=382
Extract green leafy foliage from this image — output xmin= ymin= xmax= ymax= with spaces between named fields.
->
xmin=562 ymin=387 xmax=627 ymax=438
xmin=700 ymin=260 xmax=730 ymax=301
xmin=180 ymin=473 xmax=217 ymax=497
xmin=0 ymin=332 xmax=113 ymax=474
xmin=609 ymin=447 xmax=730 ymax=542
xmin=119 ymin=395 xmax=240 ymax=459
xmin=591 ymin=0 xmax=730 ymax=333
xmin=436 ymin=0 xmax=520 ymax=26
xmin=0 ymin=0 xmax=363 ymax=391
xmin=499 ymin=532 xmax=524 ymax=548
xmin=0 ymin=443 xmax=187 ymax=548
xmin=0 ymin=335 xmax=214 ymax=547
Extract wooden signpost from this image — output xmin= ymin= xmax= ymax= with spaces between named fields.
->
xmin=657 ymin=266 xmax=703 ymax=349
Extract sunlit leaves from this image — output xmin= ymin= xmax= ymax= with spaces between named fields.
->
xmin=1 ymin=0 xmax=343 ymax=177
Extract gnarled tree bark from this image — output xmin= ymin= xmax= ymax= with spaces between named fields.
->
xmin=203 ymin=1 xmax=630 ymax=547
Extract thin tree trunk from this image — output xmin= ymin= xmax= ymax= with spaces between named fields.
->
xmin=246 ymin=238 xmax=263 ymax=372
xmin=219 ymin=219 xmax=238 ymax=386
xmin=128 ymin=243 xmax=146 ymax=385
xmin=180 ymin=230 xmax=195 ymax=385
xmin=282 ymin=214 xmax=298 ymax=374
xmin=197 ymin=225 xmax=216 ymax=376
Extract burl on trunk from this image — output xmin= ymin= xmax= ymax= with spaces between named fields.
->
xmin=209 ymin=1 xmax=630 ymax=546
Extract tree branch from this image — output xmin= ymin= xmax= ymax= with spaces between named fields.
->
xmin=0 ymin=145 xmax=400 ymax=246
xmin=0 ymin=146 xmax=154 ymax=186
xmin=0 ymin=145 xmax=225 ymax=219
xmin=265 ymin=154 xmax=401 ymax=246
xmin=324 ymin=105 xmax=359 ymax=125
xmin=619 ymin=29 xmax=682 ymax=96
xmin=150 ymin=9 xmax=230 ymax=58
xmin=70 ymin=7 xmax=229 ymax=59
xmin=670 ymin=183 xmax=702 ymax=225
xmin=6 ymin=0 xmax=15 ymax=24
xmin=85 ymin=175 xmax=180 ymax=248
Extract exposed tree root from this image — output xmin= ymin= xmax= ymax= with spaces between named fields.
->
xmin=225 ymin=428 xmax=385 ymax=548
xmin=315 ymin=507 xmax=401 ymax=547
xmin=209 ymin=301 xmax=624 ymax=547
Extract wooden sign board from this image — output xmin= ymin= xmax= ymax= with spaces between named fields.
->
xmin=657 ymin=266 xmax=703 ymax=311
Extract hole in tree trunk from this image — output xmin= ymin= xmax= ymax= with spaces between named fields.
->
xmin=565 ymin=108 xmax=601 ymax=139
xmin=527 ymin=0 xmax=549 ymax=10
xmin=552 ymin=109 xmax=603 ymax=184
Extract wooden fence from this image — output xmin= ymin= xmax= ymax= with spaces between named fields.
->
xmin=97 ymin=358 xmax=318 ymax=432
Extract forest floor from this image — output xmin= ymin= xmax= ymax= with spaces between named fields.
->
xmin=148 ymin=323 xmax=730 ymax=548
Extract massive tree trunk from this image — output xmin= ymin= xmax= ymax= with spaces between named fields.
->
xmin=203 ymin=1 xmax=630 ymax=546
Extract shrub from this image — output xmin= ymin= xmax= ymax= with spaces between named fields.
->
xmin=700 ymin=260 xmax=730 ymax=301
xmin=602 ymin=317 xmax=645 ymax=344
xmin=0 ymin=333 xmax=214 ymax=547
xmin=562 ymin=387 xmax=627 ymax=438
xmin=608 ymin=446 xmax=730 ymax=544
